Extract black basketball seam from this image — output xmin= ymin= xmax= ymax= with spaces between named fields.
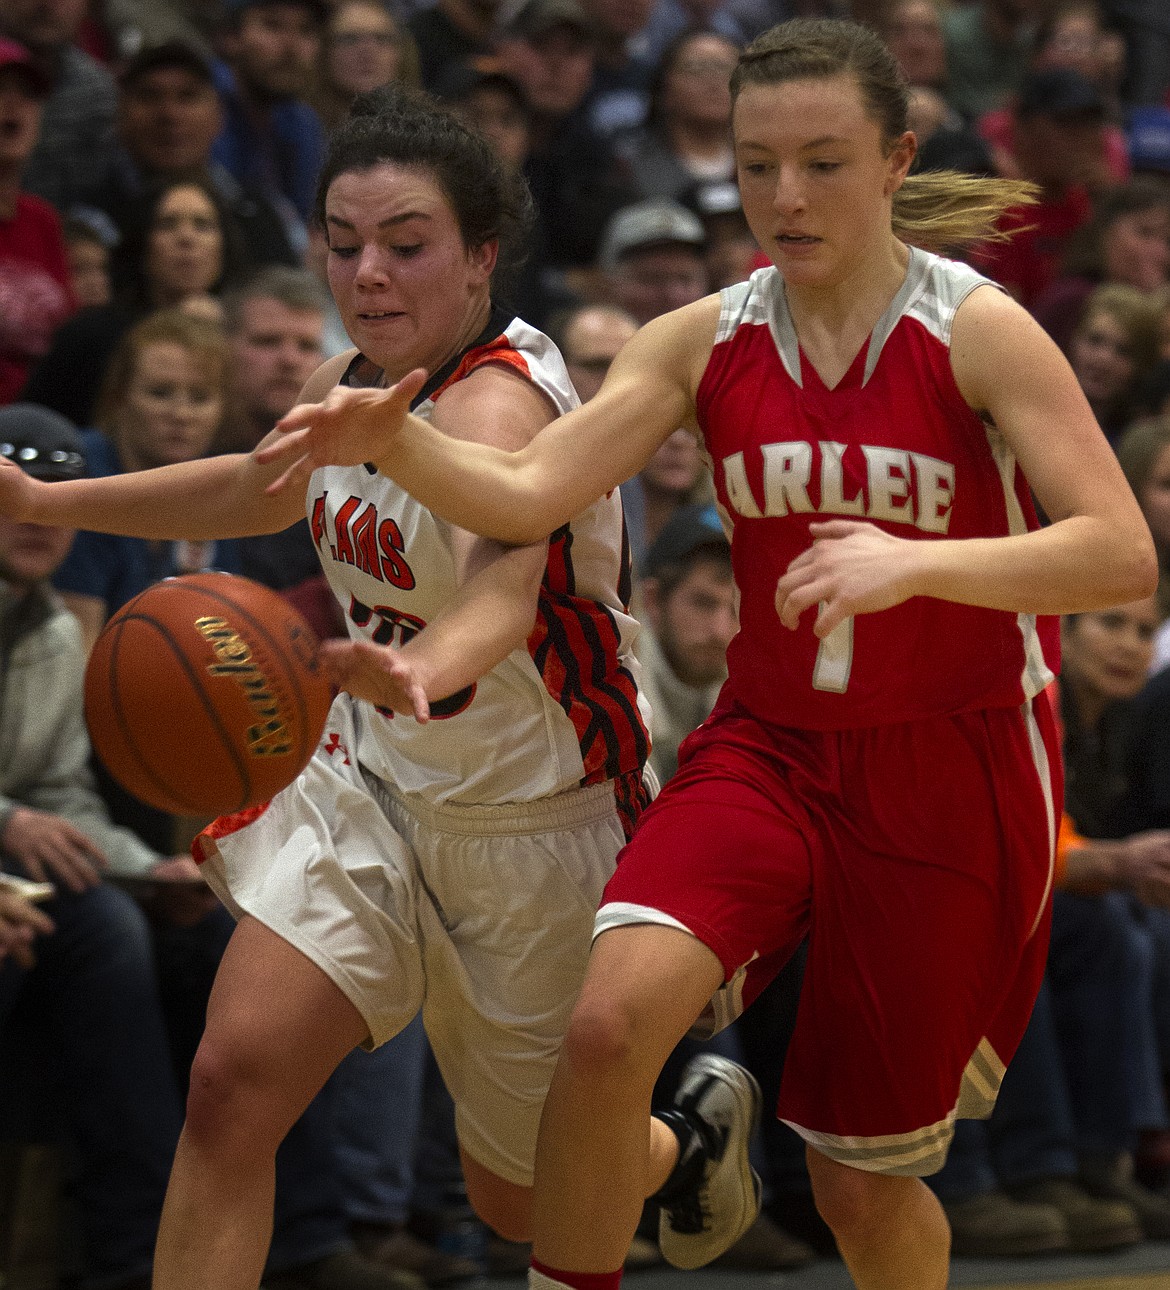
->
xmin=105 ymin=611 xmax=252 ymax=813
xmin=164 ymin=575 xmax=318 ymax=750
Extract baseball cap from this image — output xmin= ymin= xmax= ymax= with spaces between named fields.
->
xmin=599 ymin=199 xmax=706 ymax=272
xmin=0 ymin=38 xmax=51 ymax=97
xmin=644 ymin=504 xmax=728 ymax=578
xmin=1016 ymin=67 xmax=1106 ymax=122
xmin=498 ymin=0 xmax=593 ymax=42
xmin=0 ymin=405 xmax=87 ymax=481
xmin=1128 ymin=106 xmax=1170 ymax=175
xmin=119 ymin=40 xmax=215 ymax=89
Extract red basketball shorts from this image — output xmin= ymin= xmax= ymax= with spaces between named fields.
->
xmin=596 ymin=695 xmax=1061 ymax=1175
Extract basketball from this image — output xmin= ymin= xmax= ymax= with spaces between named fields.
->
xmin=84 ymin=572 xmax=334 ymax=817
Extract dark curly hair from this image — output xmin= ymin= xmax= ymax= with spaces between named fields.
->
xmin=315 ymin=83 xmax=534 ymax=277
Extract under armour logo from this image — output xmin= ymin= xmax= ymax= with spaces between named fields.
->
xmin=323 ymin=732 xmax=351 ymax=765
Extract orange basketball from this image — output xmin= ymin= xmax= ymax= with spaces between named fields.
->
xmin=84 ymin=572 xmax=334 ymax=817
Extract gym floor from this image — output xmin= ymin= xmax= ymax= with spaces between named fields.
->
xmin=494 ymin=1244 xmax=1170 ymax=1289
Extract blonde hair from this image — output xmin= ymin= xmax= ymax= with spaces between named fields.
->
xmin=95 ymin=310 xmax=231 ymax=439
xmin=1077 ymin=282 xmax=1163 ymax=375
xmin=731 ymin=18 xmax=1036 ymax=252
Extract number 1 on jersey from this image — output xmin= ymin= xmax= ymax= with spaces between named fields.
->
xmin=812 ymin=612 xmax=853 ymax=692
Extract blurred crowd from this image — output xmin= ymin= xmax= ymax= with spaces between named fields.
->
xmin=3 ymin=0 xmax=1170 ymax=1283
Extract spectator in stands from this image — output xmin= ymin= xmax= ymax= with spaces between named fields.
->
xmin=637 ymin=0 xmax=747 ymax=68
xmin=597 ymin=196 xmax=708 ymax=325
xmin=574 ymin=0 xmax=658 ymax=138
xmin=0 ymin=39 xmax=76 ymax=406
xmin=0 ymin=0 xmax=117 ymax=212
xmin=620 ymin=424 xmax=710 ymax=575
xmin=612 ymin=27 xmax=739 ymax=203
xmin=970 ymin=67 xmax=1107 ymax=307
xmin=1117 ymin=416 xmax=1170 ymax=672
xmin=977 ymin=3 xmax=1131 ymax=189
xmin=883 ymin=0 xmax=947 ymax=92
xmin=1033 ymin=178 xmax=1170 ymax=352
xmin=493 ymin=0 xmax=635 ymax=271
xmin=636 ymin=504 xmax=735 ymax=784
xmin=23 ymin=173 xmax=248 ymax=427
xmin=550 ymin=300 xmax=637 ymax=403
xmin=942 ymin=0 xmax=1041 ymax=122
xmin=315 ymin=0 xmax=420 ymax=131
xmin=217 ymin=267 xmax=346 ymax=638
xmin=77 ymin=41 xmax=297 ymax=273
xmin=434 ymin=65 xmax=566 ymax=326
xmin=679 ymin=177 xmax=757 ymax=288
xmin=0 ymin=402 xmax=194 ymax=1290
xmin=61 ymin=213 xmax=113 ymax=308
xmin=1127 ymin=104 xmax=1170 ymax=179
xmin=1067 ymin=282 xmax=1162 ymax=443
xmin=1048 ymin=597 xmax=1170 ymax=1241
xmin=211 ymin=0 xmax=329 ymax=252
xmin=407 ymin=0 xmax=501 ymax=90
xmin=51 ymin=310 xmax=239 ymax=656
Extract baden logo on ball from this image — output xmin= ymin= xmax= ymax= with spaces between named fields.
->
xmin=84 ymin=573 xmax=334 ymax=817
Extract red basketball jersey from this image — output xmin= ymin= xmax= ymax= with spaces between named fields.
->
xmin=697 ymin=248 xmax=1059 ymax=730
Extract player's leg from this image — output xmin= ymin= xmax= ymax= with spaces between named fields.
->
xmin=806 ymin=1151 xmax=950 ymax=1289
xmin=153 ymin=915 xmax=370 ymax=1290
xmin=531 ymin=922 xmax=729 ymax=1277
xmin=775 ymin=703 xmax=1059 ymax=1290
xmin=527 ymin=725 xmax=817 ymax=1287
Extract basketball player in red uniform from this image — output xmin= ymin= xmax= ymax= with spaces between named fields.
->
xmin=262 ymin=18 xmax=1156 ymax=1290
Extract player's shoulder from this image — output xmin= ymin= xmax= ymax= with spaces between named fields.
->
xmin=307 ymin=349 xmax=362 ymax=402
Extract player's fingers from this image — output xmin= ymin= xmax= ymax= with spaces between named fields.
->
xmin=270 ymin=402 xmax=323 ymax=439
xmin=256 ymin=423 xmax=311 ymax=466
xmin=774 ymin=567 xmax=819 ymax=627
xmin=264 ymin=454 xmax=314 ymax=498
xmin=779 ymin=580 xmax=830 ymax=630
xmin=407 ymin=680 xmax=430 ymax=724
xmin=387 ymin=367 xmax=428 ymax=409
xmin=813 ymin=598 xmax=851 ymax=639
xmin=808 ymin=519 xmax=870 ymax=540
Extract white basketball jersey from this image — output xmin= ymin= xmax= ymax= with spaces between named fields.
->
xmin=308 ymin=308 xmax=651 ymax=806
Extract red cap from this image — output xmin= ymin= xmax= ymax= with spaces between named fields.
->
xmin=0 ymin=38 xmax=50 ymax=97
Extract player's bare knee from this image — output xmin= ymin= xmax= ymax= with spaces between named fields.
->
xmin=561 ymin=995 xmax=644 ymax=1085
xmin=807 ymin=1149 xmax=894 ymax=1243
xmin=184 ymin=1040 xmax=279 ymax=1153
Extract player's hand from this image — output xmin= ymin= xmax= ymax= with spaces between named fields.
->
xmin=775 ymin=520 xmax=925 ymax=638
xmin=257 ymin=368 xmax=428 ymax=496
xmin=0 ymin=889 xmax=54 ymax=970
xmin=146 ymin=855 xmax=220 ymax=927
xmin=1116 ymin=831 xmax=1170 ymax=907
xmin=320 ymin=638 xmax=430 ymax=722
xmin=0 ymin=457 xmax=40 ymax=522
xmin=0 ymin=808 xmax=107 ymax=892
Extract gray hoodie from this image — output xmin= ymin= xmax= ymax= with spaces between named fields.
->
xmin=0 ymin=581 xmax=158 ymax=876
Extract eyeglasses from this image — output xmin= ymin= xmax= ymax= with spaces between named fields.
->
xmin=1 ymin=442 xmax=86 ymax=478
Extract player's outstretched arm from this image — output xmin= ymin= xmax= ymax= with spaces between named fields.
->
xmin=776 ymin=289 xmax=1157 ymax=637
xmin=0 ymin=355 xmax=355 ymax=541
xmin=263 ymin=305 xmax=712 ymax=543
xmin=316 ymin=361 xmax=557 ymax=719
